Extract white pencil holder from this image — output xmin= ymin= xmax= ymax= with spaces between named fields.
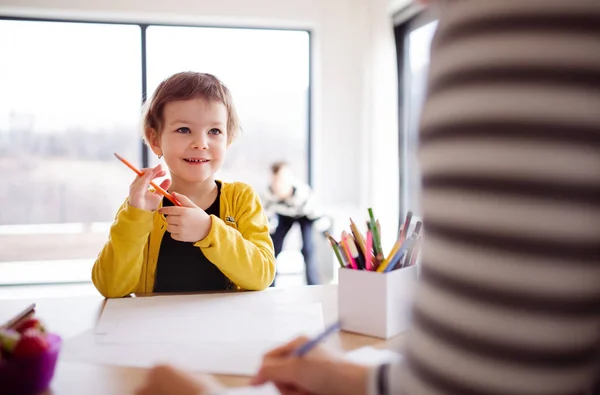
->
xmin=338 ymin=265 xmax=418 ymax=339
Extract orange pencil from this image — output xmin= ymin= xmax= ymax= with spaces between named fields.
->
xmin=114 ymin=153 xmax=182 ymax=206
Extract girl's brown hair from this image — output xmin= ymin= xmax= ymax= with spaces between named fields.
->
xmin=142 ymin=71 xmax=240 ymax=145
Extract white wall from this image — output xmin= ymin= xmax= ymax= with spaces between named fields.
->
xmin=0 ymin=0 xmax=400 ymax=247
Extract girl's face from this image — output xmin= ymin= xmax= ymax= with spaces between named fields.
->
xmin=150 ymin=97 xmax=228 ymax=186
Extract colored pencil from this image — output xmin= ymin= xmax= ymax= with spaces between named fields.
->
xmin=114 ymin=153 xmax=181 ymax=206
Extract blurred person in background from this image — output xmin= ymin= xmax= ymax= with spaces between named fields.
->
xmin=263 ymin=161 xmax=322 ymax=286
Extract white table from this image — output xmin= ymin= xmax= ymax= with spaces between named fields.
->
xmin=0 ymin=285 xmax=404 ymax=394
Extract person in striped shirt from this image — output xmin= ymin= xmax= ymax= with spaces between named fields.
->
xmin=135 ymin=1 xmax=600 ymax=394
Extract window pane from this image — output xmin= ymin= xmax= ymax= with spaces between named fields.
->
xmin=146 ymin=26 xmax=310 ymax=189
xmin=403 ymin=20 xmax=438 ymax=217
xmin=0 ymin=20 xmax=141 ymax=282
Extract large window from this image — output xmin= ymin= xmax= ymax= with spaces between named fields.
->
xmin=0 ymin=20 xmax=141 ymax=285
xmin=0 ymin=18 xmax=310 ymax=286
xmin=399 ymin=17 xmax=438 ymax=218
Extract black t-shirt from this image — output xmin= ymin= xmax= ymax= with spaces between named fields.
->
xmin=153 ymin=183 xmax=229 ymax=292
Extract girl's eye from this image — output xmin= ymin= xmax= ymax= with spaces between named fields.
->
xmin=208 ymin=128 xmax=222 ymax=135
xmin=176 ymin=127 xmax=190 ymax=134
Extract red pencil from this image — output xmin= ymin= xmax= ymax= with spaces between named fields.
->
xmin=114 ymin=153 xmax=181 ymax=207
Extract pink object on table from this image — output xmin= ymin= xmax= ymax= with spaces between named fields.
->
xmin=0 ymin=333 xmax=62 ymax=395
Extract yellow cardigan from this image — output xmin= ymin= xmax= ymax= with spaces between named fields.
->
xmin=92 ymin=181 xmax=276 ymax=298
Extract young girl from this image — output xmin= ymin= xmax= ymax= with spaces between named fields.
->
xmin=92 ymin=72 xmax=276 ymax=298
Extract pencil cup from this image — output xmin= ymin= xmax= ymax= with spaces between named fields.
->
xmin=338 ymin=266 xmax=418 ymax=339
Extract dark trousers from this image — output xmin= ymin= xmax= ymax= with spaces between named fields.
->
xmin=270 ymin=215 xmax=320 ymax=286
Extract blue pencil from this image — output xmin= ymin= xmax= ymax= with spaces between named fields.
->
xmin=294 ymin=321 xmax=342 ymax=356
xmin=383 ymin=237 xmax=415 ymax=273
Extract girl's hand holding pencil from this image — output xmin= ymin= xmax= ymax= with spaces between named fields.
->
xmin=127 ymin=164 xmax=173 ymax=212
xmin=115 ymin=153 xmax=211 ymax=242
xmin=114 ymin=153 xmax=181 ymax=211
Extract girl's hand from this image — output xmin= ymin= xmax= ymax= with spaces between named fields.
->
xmin=158 ymin=193 xmax=212 ymax=242
xmin=128 ymin=164 xmax=171 ymax=212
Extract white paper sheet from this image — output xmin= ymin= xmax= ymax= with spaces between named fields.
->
xmin=63 ymin=338 xmax=400 ymax=378
xmin=95 ymin=293 xmax=324 ymax=345
xmin=62 ymin=292 xmax=325 ymax=376
xmin=62 ymin=329 xmax=274 ymax=375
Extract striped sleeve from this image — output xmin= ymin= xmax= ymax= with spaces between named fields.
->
xmin=391 ymin=1 xmax=600 ymax=395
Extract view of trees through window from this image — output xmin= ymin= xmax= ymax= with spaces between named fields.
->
xmin=0 ymin=19 xmax=310 ymax=277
